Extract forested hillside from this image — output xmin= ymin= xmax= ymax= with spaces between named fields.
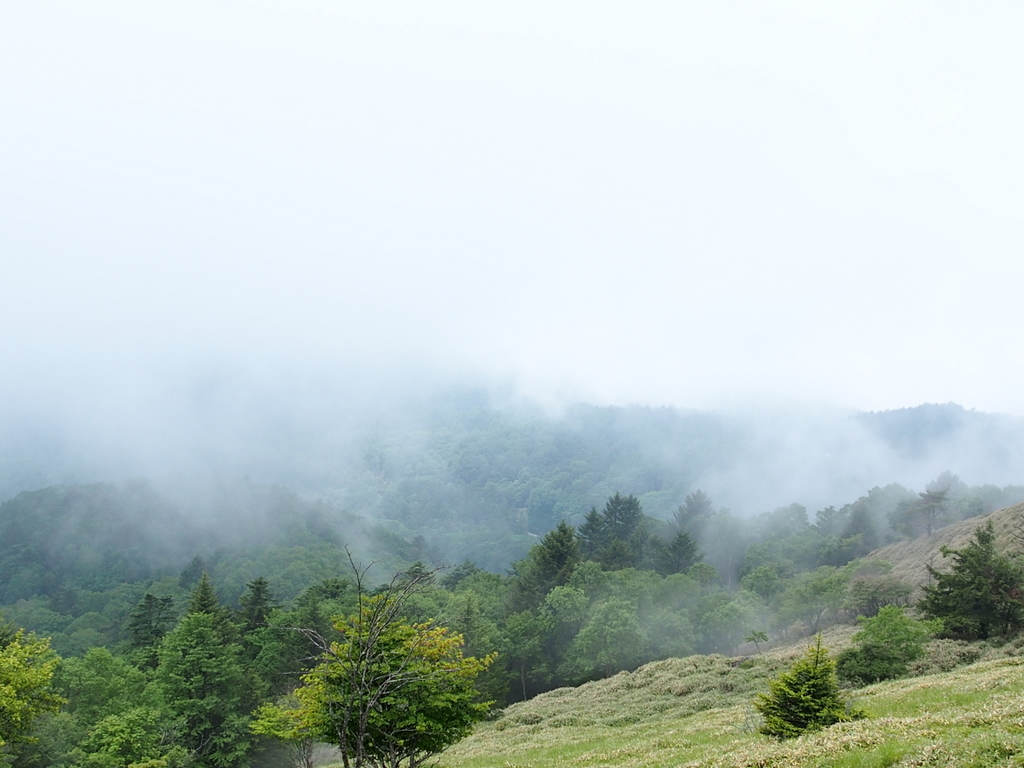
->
xmin=3 ymin=399 xmax=1024 ymax=768
xmin=5 ymin=398 xmax=1024 ymax=572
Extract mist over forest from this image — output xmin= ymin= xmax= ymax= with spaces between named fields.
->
xmin=3 ymin=5 xmax=1024 ymax=766
xmin=3 ymin=372 xmax=1024 ymax=572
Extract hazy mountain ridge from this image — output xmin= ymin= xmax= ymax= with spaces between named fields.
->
xmin=0 ymin=477 xmax=381 ymax=605
xmin=3 ymin=399 xmax=1024 ymax=573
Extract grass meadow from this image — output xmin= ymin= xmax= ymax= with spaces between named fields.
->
xmin=440 ymin=632 xmax=1024 ymax=768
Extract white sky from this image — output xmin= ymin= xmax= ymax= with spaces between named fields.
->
xmin=2 ymin=1 xmax=1023 ymax=414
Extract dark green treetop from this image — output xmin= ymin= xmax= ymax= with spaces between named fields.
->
xmin=238 ymin=576 xmax=279 ymax=634
xmin=919 ymin=520 xmax=1024 ymax=639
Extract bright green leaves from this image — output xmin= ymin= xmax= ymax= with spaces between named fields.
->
xmin=0 ymin=629 xmax=64 ymax=750
xmin=836 ymin=605 xmax=937 ymax=685
xmin=292 ymin=594 xmax=495 ymax=768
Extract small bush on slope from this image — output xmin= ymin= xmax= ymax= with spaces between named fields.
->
xmin=754 ymin=635 xmax=865 ymax=739
xmin=836 ymin=605 xmax=936 ymax=685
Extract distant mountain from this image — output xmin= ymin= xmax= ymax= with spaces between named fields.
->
xmin=859 ymin=403 xmax=1024 ymax=464
xmin=2 ymin=395 xmax=1024 ymax=572
xmin=0 ymin=477 xmax=400 ymax=604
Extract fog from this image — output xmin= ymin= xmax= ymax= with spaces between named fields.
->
xmin=2 ymin=3 xmax=1024 ymax=519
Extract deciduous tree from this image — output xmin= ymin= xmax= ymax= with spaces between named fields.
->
xmin=0 ymin=629 xmax=64 ymax=753
xmin=836 ymin=605 xmax=935 ymax=685
xmin=296 ymin=598 xmax=493 ymax=768
xmin=290 ymin=557 xmax=495 ymax=768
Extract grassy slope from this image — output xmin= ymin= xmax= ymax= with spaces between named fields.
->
xmin=872 ymin=501 xmax=1024 ymax=595
xmin=442 ymin=628 xmax=1024 ymax=768
xmin=438 ymin=505 xmax=1024 ymax=767
xmin=437 ymin=506 xmax=1024 ymax=767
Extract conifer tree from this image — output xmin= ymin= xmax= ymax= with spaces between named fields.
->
xmin=188 ymin=572 xmax=238 ymax=642
xmin=755 ymin=635 xmax=863 ymax=738
xmin=126 ymin=593 xmax=176 ymax=668
xmin=919 ymin=520 xmax=1024 ymax=639
xmin=577 ymin=493 xmax=647 ymax=570
xmin=239 ymin=576 xmax=279 ymax=634
xmin=509 ymin=521 xmax=581 ymax=611
xmin=673 ymin=490 xmax=714 ymax=538
xmin=127 ymin=593 xmax=175 ymax=648
xmin=189 ymin=572 xmax=221 ymax=615
xmin=656 ymin=530 xmax=702 ymax=575
xmin=577 ymin=507 xmax=606 ymax=560
xmin=157 ymin=612 xmax=253 ymax=768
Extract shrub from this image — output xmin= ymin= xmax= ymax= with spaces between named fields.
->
xmin=754 ymin=635 xmax=864 ymax=739
xmin=836 ymin=606 xmax=936 ymax=685
xmin=907 ymin=639 xmax=982 ymax=676
xmin=836 ymin=642 xmax=907 ymax=685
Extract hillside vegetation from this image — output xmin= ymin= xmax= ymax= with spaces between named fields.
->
xmin=4 ymin=402 xmax=1024 ymax=768
xmin=871 ymin=501 xmax=1024 ymax=594
xmin=443 ymin=631 xmax=1024 ymax=768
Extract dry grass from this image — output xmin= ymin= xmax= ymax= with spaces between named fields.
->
xmin=441 ymin=638 xmax=1024 ymax=768
xmin=871 ymin=502 xmax=1024 ymax=596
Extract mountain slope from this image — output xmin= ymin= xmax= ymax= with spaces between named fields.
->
xmin=443 ymin=634 xmax=1024 ymax=768
xmin=868 ymin=501 xmax=1024 ymax=594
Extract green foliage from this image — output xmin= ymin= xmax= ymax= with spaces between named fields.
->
xmin=77 ymin=707 xmax=170 ymax=768
xmin=237 ymin=577 xmax=278 ymax=634
xmin=156 ymin=612 xmax=253 ymax=768
xmin=836 ymin=606 xmax=936 ymax=685
xmin=740 ymin=564 xmax=787 ymax=602
xmin=449 ymin=650 xmax=1024 ymax=768
xmin=56 ymin=647 xmax=153 ymax=724
xmin=440 ymin=593 xmax=505 ymax=703
xmin=187 ymin=573 xmax=220 ymax=616
xmin=654 ymin=530 xmax=702 ymax=576
xmin=250 ymin=697 xmax=316 ymax=768
xmin=500 ymin=610 xmax=552 ymax=701
xmin=853 ymin=605 xmax=934 ymax=661
xmin=562 ymin=598 xmax=644 ymax=679
xmin=0 ymin=628 xmax=64 ymax=751
xmin=891 ymin=489 xmax=950 ymax=538
xmin=673 ymin=490 xmax=715 ymax=538
xmin=835 ymin=642 xmax=905 ymax=686
xmin=919 ymin=521 xmax=1024 ymax=639
xmin=125 ymin=594 xmax=175 ymax=668
xmin=577 ymin=493 xmax=647 ymax=571
xmin=754 ymin=635 xmax=864 ymax=739
xmin=696 ymin=595 xmax=756 ymax=654
xmin=688 ymin=562 xmax=719 ymax=587
xmin=745 ymin=630 xmax=768 ymax=653
xmin=507 ymin=522 xmax=580 ymax=611
xmin=776 ymin=567 xmax=847 ymax=633
xmin=186 ymin=574 xmax=238 ymax=644
xmin=294 ymin=591 xmax=495 ymax=768
xmin=843 ymin=573 xmax=911 ymax=618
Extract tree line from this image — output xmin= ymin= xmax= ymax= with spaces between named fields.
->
xmin=5 ymin=485 xmax=1024 ymax=766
